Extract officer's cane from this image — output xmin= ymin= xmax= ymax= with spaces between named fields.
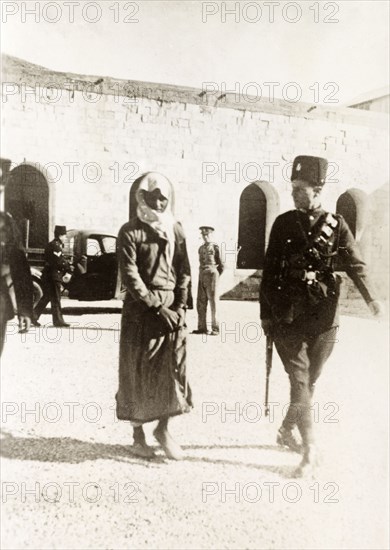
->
xmin=264 ymin=335 xmax=273 ymax=417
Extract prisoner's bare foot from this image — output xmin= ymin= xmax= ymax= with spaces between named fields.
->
xmin=153 ymin=427 xmax=184 ymax=460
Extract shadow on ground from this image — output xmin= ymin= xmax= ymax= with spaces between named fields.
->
xmin=43 ymin=307 xmax=121 ymax=316
xmin=0 ymin=430 xmax=294 ymax=476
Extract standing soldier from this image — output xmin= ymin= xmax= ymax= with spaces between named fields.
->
xmin=260 ymin=155 xmax=383 ymax=477
xmin=0 ymin=211 xmax=33 ymax=356
xmin=192 ymin=226 xmax=224 ymax=336
xmin=33 ymin=225 xmax=72 ymax=327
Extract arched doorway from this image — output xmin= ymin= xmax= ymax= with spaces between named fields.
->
xmin=237 ymin=181 xmax=279 ymax=269
xmin=4 ymin=164 xmax=50 ymax=248
xmin=336 ymin=188 xmax=368 ymax=240
xmin=237 ymin=184 xmax=266 ymax=268
xmin=336 ymin=188 xmax=369 ymax=265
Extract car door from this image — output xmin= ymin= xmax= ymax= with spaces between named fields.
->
xmin=68 ymin=234 xmax=119 ymax=300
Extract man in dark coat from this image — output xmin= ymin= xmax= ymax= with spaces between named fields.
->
xmin=33 ymin=225 xmax=72 ymax=327
xmin=260 ymin=155 xmax=382 ymax=477
xmin=0 ymin=211 xmax=34 ymax=356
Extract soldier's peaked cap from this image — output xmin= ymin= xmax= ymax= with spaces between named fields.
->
xmin=199 ymin=225 xmax=214 ymax=232
xmin=291 ymin=155 xmax=328 ymax=187
xmin=54 ymin=225 xmax=67 ymax=236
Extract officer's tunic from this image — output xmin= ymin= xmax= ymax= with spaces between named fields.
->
xmin=0 ymin=214 xmax=33 ymax=355
xmin=260 ymin=207 xmax=376 ymax=444
xmin=115 ymin=218 xmax=193 ymax=423
xmin=197 ymin=242 xmax=224 ymax=333
xmin=34 ymin=238 xmax=70 ymax=324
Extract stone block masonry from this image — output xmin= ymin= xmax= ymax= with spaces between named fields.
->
xmin=1 ymin=55 xmax=388 ymax=311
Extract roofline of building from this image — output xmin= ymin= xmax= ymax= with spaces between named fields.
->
xmin=1 ymin=54 xmax=388 ymax=129
xmin=349 ymin=95 xmax=389 ymax=107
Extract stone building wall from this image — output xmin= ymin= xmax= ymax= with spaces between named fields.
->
xmin=1 ymin=55 xmax=388 ymax=311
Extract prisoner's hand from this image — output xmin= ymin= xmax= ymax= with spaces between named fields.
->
xmin=158 ymin=307 xmax=180 ymax=331
xmin=18 ymin=315 xmax=31 ymax=334
xmin=176 ymin=307 xmax=186 ymax=328
xmin=368 ymin=300 xmax=385 ymax=317
xmin=261 ymin=319 xmax=273 ymax=337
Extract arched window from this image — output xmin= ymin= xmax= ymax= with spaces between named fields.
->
xmin=336 ymin=188 xmax=368 ymax=240
xmin=4 ymin=164 xmax=50 ymax=248
xmin=237 ymin=181 xmax=279 ymax=269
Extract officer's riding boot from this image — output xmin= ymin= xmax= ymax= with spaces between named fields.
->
xmin=132 ymin=426 xmax=156 ymax=459
xmin=294 ymin=443 xmax=320 ymax=478
xmin=277 ymin=402 xmax=302 ymax=453
xmin=277 ymin=425 xmax=302 ymax=453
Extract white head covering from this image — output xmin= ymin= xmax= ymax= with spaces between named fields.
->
xmin=136 ymin=172 xmax=176 ymax=266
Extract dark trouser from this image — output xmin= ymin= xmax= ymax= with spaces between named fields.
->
xmin=34 ymin=278 xmax=65 ymax=325
xmin=274 ymin=325 xmax=338 ymax=447
xmin=197 ymin=267 xmax=219 ymax=332
xmin=0 ymin=287 xmax=14 ymax=357
xmin=0 ymin=315 xmax=7 ymax=357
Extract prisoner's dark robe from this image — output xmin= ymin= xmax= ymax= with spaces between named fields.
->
xmin=115 ymin=218 xmax=193 ymax=423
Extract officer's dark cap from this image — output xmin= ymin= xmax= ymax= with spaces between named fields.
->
xmin=291 ymin=156 xmax=328 ymax=187
xmin=199 ymin=226 xmax=214 ymax=232
xmin=54 ymin=225 xmax=67 ymax=237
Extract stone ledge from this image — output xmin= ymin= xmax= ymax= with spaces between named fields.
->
xmin=2 ymin=54 xmax=388 ymax=129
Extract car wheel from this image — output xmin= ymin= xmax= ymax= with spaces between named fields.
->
xmin=32 ymin=279 xmax=43 ymax=308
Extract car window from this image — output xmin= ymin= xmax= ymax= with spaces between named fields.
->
xmin=86 ymin=238 xmax=102 ymax=256
xmin=101 ymin=236 xmax=116 ymax=254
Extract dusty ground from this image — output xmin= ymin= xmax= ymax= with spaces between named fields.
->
xmin=1 ymin=300 xmax=388 ymax=550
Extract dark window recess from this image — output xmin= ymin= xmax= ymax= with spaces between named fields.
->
xmin=4 ymin=165 xmax=49 ymax=249
xmin=335 ymin=188 xmax=369 ymax=269
xmin=336 ymin=192 xmax=357 ymax=237
xmin=237 ymin=183 xmax=266 ymax=269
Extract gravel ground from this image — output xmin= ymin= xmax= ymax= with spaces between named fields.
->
xmin=1 ymin=301 xmax=388 ymax=550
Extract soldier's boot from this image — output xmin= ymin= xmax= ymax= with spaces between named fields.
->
xmin=131 ymin=426 xmax=156 ymax=459
xmin=277 ymin=425 xmax=303 ymax=453
xmin=31 ymin=316 xmax=41 ymax=327
xmin=294 ymin=444 xmax=320 ymax=479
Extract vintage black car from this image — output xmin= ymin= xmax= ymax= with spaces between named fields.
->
xmin=29 ymin=229 xmax=125 ymax=306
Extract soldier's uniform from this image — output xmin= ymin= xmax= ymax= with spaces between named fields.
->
xmin=0 ymin=212 xmax=33 ymax=355
xmin=195 ymin=226 xmax=224 ymax=335
xmin=260 ymin=155 xmax=379 ymax=476
xmin=34 ymin=225 xmax=71 ymax=327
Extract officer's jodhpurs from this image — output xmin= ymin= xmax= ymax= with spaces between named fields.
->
xmin=273 ymin=324 xmax=338 ymax=445
xmin=197 ymin=267 xmax=219 ymax=332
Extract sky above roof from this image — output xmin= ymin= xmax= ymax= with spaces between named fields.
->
xmin=1 ymin=0 xmax=389 ymax=105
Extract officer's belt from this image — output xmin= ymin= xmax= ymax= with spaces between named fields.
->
xmin=288 ymin=268 xmax=325 ymax=282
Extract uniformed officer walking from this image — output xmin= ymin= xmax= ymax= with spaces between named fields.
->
xmin=0 ymin=211 xmax=34 ymax=356
xmin=260 ymin=155 xmax=382 ymax=477
xmin=193 ymin=225 xmax=224 ymax=336
xmin=33 ymin=225 xmax=72 ymax=327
